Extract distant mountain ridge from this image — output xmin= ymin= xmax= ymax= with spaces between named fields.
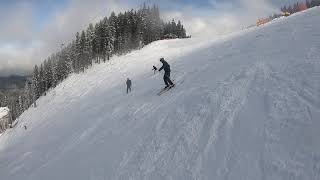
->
xmin=0 ymin=75 xmax=30 ymax=90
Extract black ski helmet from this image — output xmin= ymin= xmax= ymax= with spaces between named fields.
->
xmin=160 ymin=57 xmax=164 ymax=62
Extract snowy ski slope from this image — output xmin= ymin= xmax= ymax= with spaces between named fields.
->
xmin=0 ymin=7 xmax=319 ymax=180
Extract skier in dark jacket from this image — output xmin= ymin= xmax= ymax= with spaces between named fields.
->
xmin=126 ymin=78 xmax=132 ymax=94
xmin=159 ymin=58 xmax=174 ymax=88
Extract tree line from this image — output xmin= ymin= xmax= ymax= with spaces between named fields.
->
xmin=257 ymin=0 xmax=319 ymax=26
xmin=0 ymin=4 xmax=187 ymax=127
xmin=281 ymin=0 xmax=320 ymax=14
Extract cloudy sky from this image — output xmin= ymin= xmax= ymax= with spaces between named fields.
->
xmin=0 ymin=0 xmax=303 ymax=76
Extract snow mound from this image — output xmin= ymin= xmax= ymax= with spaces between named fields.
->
xmin=0 ymin=107 xmax=9 ymax=119
xmin=0 ymin=7 xmax=320 ymax=180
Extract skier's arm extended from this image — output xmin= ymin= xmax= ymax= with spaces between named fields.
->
xmin=159 ymin=65 xmax=164 ymax=71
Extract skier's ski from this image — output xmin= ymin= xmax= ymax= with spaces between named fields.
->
xmin=156 ymin=78 xmax=184 ymax=96
xmin=157 ymin=87 xmax=169 ymax=96
xmin=157 ymin=85 xmax=175 ymax=96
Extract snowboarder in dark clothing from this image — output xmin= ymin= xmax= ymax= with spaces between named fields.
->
xmin=126 ymin=78 xmax=132 ymax=94
xmin=152 ymin=66 xmax=157 ymax=74
xmin=159 ymin=58 xmax=174 ymax=88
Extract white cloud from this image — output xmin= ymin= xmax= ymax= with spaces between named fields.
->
xmin=41 ymin=0 xmax=128 ymax=52
xmin=0 ymin=44 xmax=36 ymax=76
xmin=0 ymin=0 xmax=128 ymax=76
xmin=0 ymin=2 xmax=35 ymax=45
xmin=163 ymin=9 xmax=238 ymax=37
xmin=162 ymin=0 xmax=280 ymax=38
xmin=0 ymin=2 xmax=37 ymax=76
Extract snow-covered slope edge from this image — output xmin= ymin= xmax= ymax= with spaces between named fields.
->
xmin=0 ymin=7 xmax=320 ymax=180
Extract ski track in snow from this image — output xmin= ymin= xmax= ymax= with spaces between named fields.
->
xmin=0 ymin=7 xmax=320 ymax=180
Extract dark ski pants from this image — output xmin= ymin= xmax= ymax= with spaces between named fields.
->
xmin=163 ymin=72 xmax=174 ymax=87
xmin=127 ymin=86 xmax=131 ymax=93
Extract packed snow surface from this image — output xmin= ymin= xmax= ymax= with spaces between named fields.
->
xmin=0 ymin=7 xmax=320 ymax=180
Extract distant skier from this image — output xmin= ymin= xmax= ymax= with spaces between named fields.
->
xmin=152 ymin=66 xmax=157 ymax=74
xmin=159 ymin=58 xmax=174 ymax=88
xmin=126 ymin=78 xmax=132 ymax=94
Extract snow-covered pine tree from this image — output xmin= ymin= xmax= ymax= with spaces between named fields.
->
xmin=51 ymin=56 xmax=59 ymax=87
xmin=18 ymin=95 xmax=24 ymax=115
xmin=43 ymin=60 xmax=51 ymax=91
xmin=80 ymin=31 xmax=87 ymax=71
xmin=106 ymin=26 xmax=114 ymax=60
xmin=306 ymin=0 xmax=311 ymax=8
xmin=39 ymin=64 xmax=46 ymax=96
xmin=95 ymin=21 xmax=104 ymax=62
xmin=310 ymin=0 xmax=320 ymax=7
xmin=32 ymin=65 xmax=40 ymax=99
xmin=75 ymin=32 xmax=81 ymax=72
xmin=93 ymin=23 xmax=100 ymax=64
xmin=100 ymin=18 xmax=108 ymax=62
xmin=86 ymin=23 xmax=94 ymax=67
xmin=23 ymin=81 xmax=32 ymax=110
xmin=108 ymin=12 xmax=118 ymax=53
xmin=65 ymin=44 xmax=74 ymax=75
